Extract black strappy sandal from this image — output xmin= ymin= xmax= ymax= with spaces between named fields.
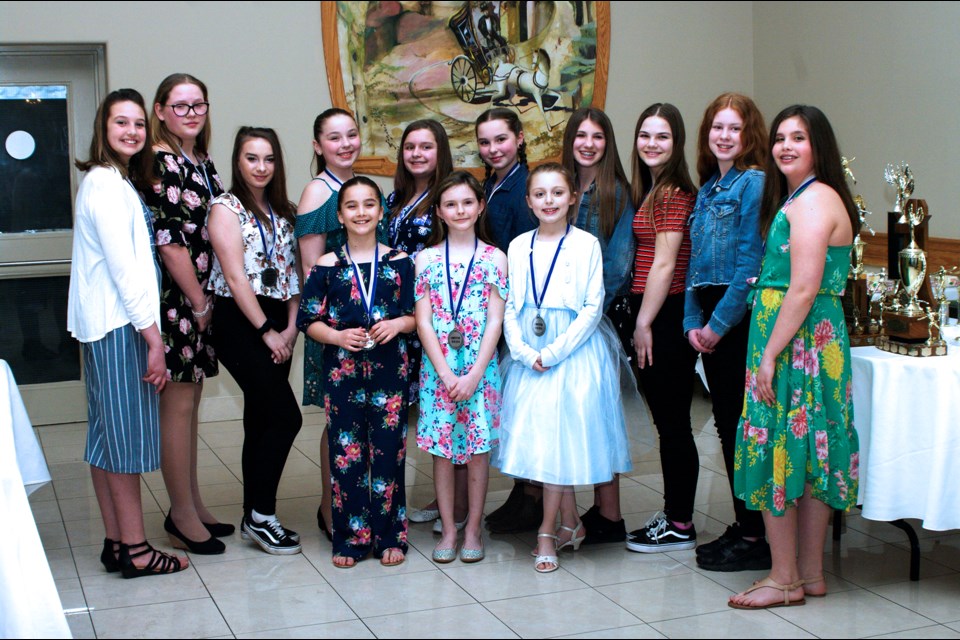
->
xmin=119 ymin=541 xmax=186 ymax=579
xmin=100 ymin=538 xmax=120 ymax=573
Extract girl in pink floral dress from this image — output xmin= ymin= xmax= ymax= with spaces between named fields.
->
xmin=414 ymin=171 xmax=507 ymax=564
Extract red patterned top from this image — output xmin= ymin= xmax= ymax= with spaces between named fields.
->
xmin=631 ymin=189 xmax=695 ymax=295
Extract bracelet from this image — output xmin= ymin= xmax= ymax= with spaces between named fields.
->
xmin=191 ymin=304 xmax=211 ymax=319
xmin=256 ymin=318 xmax=274 ymax=336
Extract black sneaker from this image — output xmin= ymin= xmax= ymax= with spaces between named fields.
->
xmin=696 ymin=523 xmax=742 ymax=558
xmin=242 ymin=515 xmax=302 ymax=555
xmin=626 ymin=512 xmax=696 ymax=553
xmin=696 ymin=534 xmax=771 ymax=572
xmin=241 ymin=518 xmax=300 ymax=544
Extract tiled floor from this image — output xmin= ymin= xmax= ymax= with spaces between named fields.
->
xmin=29 ymin=393 xmax=960 ymax=639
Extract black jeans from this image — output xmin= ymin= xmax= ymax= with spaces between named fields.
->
xmin=695 ymin=286 xmax=765 ymax=538
xmin=631 ymin=292 xmax=699 ymax=523
xmin=212 ymin=295 xmax=302 ymax=516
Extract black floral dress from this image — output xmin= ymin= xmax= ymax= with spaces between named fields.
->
xmin=144 ymin=150 xmax=224 ymax=383
xmin=296 ymin=249 xmax=415 ymax=560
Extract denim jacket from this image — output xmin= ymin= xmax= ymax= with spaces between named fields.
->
xmin=484 ymin=163 xmax=538 ymax=253
xmin=574 ymin=181 xmax=635 ymax=311
xmin=683 ymin=167 xmax=764 ymax=337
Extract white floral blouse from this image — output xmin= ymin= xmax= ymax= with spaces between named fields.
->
xmin=208 ymin=193 xmax=300 ymax=300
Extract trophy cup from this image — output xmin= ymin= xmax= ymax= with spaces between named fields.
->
xmin=898 ymin=202 xmax=927 ymax=317
xmin=931 ymin=266 xmax=959 ymax=329
xmin=878 ymin=202 xmax=946 ymax=356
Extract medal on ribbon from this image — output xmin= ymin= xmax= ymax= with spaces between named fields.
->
xmin=529 ymin=225 xmax=569 ymax=337
xmin=345 ymin=242 xmax=379 ymax=350
xmin=446 ymin=237 xmax=479 ymax=351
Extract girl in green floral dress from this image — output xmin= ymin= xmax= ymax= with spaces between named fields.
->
xmin=730 ymin=105 xmax=860 ymax=610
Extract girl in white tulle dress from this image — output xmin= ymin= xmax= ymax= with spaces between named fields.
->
xmin=496 ymin=163 xmax=645 ymax=573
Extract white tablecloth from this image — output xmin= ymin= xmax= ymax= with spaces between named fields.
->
xmin=0 ymin=360 xmax=71 ymax=638
xmin=852 ymin=337 xmax=960 ymax=531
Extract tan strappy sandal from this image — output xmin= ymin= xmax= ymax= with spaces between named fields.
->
xmin=728 ymin=576 xmax=806 ymax=610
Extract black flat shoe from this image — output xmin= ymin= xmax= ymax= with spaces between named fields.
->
xmin=581 ymin=510 xmax=627 ymax=545
xmin=317 ymin=506 xmax=333 ymax=542
xmin=165 ymin=513 xmax=226 ymax=555
xmin=100 ymin=537 xmax=120 ymax=573
xmin=119 ymin=541 xmax=186 ymax=579
xmin=203 ymin=521 xmax=236 ymax=538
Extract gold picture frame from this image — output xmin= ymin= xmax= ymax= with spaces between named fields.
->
xmin=321 ymin=1 xmax=610 ymax=176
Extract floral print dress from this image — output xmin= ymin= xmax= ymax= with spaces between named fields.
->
xmin=734 ymin=206 xmax=859 ymax=515
xmin=296 ymin=249 xmax=414 ymax=560
xmin=296 ymin=176 xmax=390 ymax=407
xmin=145 ymin=150 xmax=224 ymax=382
xmin=415 ymin=244 xmax=507 ymax=463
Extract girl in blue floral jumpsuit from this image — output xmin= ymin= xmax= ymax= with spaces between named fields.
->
xmin=298 ymin=176 xmax=416 ymax=568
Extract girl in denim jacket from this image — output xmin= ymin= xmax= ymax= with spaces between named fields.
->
xmin=685 ymin=93 xmax=769 ymax=572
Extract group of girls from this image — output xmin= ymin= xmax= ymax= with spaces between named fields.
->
xmin=68 ymin=72 xmax=860 ymax=600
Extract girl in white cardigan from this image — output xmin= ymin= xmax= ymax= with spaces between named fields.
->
xmin=495 ymin=163 xmax=643 ymax=573
xmin=68 ymin=88 xmax=187 ymax=578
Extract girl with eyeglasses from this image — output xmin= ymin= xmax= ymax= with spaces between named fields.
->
xmin=143 ymin=73 xmax=228 ymax=554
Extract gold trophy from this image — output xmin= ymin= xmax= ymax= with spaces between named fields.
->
xmin=898 ymin=202 xmax=927 ymax=317
xmin=883 ymin=162 xmax=914 ymax=223
xmin=841 ymin=158 xmax=875 ymax=345
xmin=878 ymin=202 xmax=946 ymax=355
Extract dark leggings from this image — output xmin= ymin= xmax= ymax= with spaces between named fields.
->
xmin=631 ymin=292 xmax=699 ymax=523
xmin=213 ymin=295 xmax=302 ymax=516
xmin=695 ymin=286 xmax=765 ymax=538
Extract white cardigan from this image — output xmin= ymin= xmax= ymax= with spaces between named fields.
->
xmin=503 ymin=226 xmax=605 ymax=368
xmin=67 ymin=166 xmax=161 ymax=343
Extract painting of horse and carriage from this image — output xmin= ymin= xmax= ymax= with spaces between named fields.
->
xmin=321 ymin=1 xmax=609 ymax=175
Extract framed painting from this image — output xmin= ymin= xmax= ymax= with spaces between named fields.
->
xmin=321 ymin=1 xmax=610 ymax=176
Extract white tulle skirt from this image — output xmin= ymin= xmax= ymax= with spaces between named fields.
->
xmin=493 ymin=305 xmax=655 ymax=486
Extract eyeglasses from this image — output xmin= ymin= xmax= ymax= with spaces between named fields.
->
xmin=166 ymin=102 xmax=209 ymax=117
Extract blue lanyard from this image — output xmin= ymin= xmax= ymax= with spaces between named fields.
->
xmin=252 ymin=204 xmax=277 ymax=263
xmin=783 ymin=176 xmax=817 ymax=207
xmin=178 ymin=147 xmax=213 ymax=196
xmin=446 ymin=237 xmax=479 ymax=329
xmin=345 ymin=242 xmax=379 ymax=325
xmin=487 ymin=162 xmax=521 ymax=201
xmin=323 ymin=168 xmax=346 ymax=187
xmin=529 ymin=224 xmax=569 ymax=311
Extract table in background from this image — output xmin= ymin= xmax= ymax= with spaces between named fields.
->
xmin=850 ymin=335 xmax=960 ymax=579
xmin=0 ymin=360 xmax=70 ymax=637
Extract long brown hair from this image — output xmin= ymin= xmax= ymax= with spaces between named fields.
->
xmin=311 ymin=107 xmax=357 ymax=175
xmin=560 ymin=107 xmax=630 ymax=238
xmin=149 ymin=73 xmax=211 ymax=156
xmin=391 ymin=119 xmax=453 ymax=224
xmin=229 ymin=127 xmax=295 ymax=225
xmin=759 ymin=105 xmax=859 ymax=237
xmin=475 ymin=107 xmax=527 ymax=181
xmin=696 ymin=92 xmax=767 ymax=186
xmin=75 ymin=88 xmax=154 ymax=191
xmin=630 ymin=103 xmax=695 ymax=222
xmin=425 ymin=171 xmax=495 ymax=247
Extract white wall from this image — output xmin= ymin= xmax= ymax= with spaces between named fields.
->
xmin=753 ymin=1 xmax=960 ymax=238
xmin=3 ymin=1 xmax=955 ymax=418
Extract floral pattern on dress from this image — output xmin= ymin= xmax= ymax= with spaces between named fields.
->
xmin=208 ymin=193 xmax=299 ymax=300
xmin=296 ymin=176 xmax=390 ymax=407
xmin=733 ymin=207 xmax=859 ymax=516
xmin=144 ymin=150 xmax=224 ymax=383
xmin=414 ymin=244 xmax=507 ymax=464
xmin=296 ymin=249 xmax=414 ymax=559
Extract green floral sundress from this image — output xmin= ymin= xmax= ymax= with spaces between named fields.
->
xmin=733 ymin=206 xmax=859 ymax=515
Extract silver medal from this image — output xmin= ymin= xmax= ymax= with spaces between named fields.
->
xmin=448 ymin=329 xmax=464 ymax=350
xmin=533 ymin=314 xmax=546 ymax=336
